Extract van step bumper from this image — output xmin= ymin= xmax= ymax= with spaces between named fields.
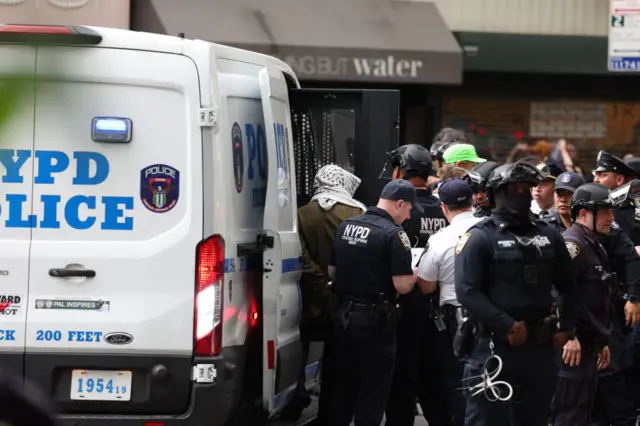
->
xmin=55 ymin=346 xmax=245 ymax=426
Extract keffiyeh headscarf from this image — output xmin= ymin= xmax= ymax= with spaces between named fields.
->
xmin=311 ymin=164 xmax=367 ymax=212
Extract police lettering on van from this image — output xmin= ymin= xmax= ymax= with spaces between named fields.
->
xmin=0 ymin=149 xmax=133 ymax=230
xmin=243 ymin=123 xmax=268 ymax=207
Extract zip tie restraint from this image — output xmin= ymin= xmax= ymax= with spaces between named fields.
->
xmin=460 ymin=339 xmax=514 ymax=402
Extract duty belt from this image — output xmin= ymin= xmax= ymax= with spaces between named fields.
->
xmin=480 ymin=315 xmax=558 ymax=344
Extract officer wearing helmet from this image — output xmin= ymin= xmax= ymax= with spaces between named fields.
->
xmin=430 ymin=127 xmax=466 ymax=175
xmin=382 ymin=143 xmax=449 ymax=426
xmin=550 ymin=183 xmax=615 ymax=426
xmin=462 ymin=161 xmax=501 ymax=218
xmin=454 ymin=160 xmax=579 ymax=426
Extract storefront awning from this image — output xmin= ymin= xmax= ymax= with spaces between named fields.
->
xmin=132 ymin=0 xmax=463 ymax=85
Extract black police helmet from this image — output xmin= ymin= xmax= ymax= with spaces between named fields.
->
xmin=463 ymin=161 xmax=500 ymax=191
xmin=388 ymin=144 xmax=434 ymax=178
xmin=430 ymin=128 xmax=466 ymax=161
xmin=488 ymin=161 xmax=543 ymax=191
xmin=570 ymin=183 xmax=613 ymax=220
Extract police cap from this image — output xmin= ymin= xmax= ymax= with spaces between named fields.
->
xmin=388 ymin=144 xmax=433 ymax=177
xmin=488 ymin=161 xmax=543 ymax=190
xmin=463 ymin=161 xmax=500 ymax=191
xmin=554 ymin=172 xmax=585 ymax=193
xmin=570 ymin=182 xmax=613 ymax=216
xmin=438 ymin=178 xmax=473 ymax=207
xmin=594 ymin=150 xmax=635 ymax=177
xmin=380 ymin=179 xmax=424 ymax=213
xmin=624 ymin=157 xmax=640 ymax=179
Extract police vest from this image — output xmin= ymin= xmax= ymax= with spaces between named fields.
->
xmin=403 ymin=189 xmax=447 ymax=248
xmin=485 ymin=218 xmax=556 ymax=322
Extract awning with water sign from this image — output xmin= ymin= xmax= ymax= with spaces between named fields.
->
xmin=132 ymin=0 xmax=463 ymax=85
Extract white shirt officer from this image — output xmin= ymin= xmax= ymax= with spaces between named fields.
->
xmin=417 ymin=178 xmax=482 ymax=306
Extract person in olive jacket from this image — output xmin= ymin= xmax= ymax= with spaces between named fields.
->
xmin=286 ymin=164 xmax=366 ymax=425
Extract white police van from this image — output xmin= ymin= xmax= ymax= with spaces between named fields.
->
xmin=0 ymin=24 xmax=399 ymax=426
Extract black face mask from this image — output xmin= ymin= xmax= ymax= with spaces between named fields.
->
xmin=494 ymin=188 xmax=532 ymax=217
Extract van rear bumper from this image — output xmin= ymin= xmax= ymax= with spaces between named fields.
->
xmin=55 ymin=346 xmax=246 ymax=426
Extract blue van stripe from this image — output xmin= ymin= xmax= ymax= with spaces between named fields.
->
xmin=282 ymin=257 xmax=301 ymax=274
xmin=223 ymin=257 xmax=301 ymax=274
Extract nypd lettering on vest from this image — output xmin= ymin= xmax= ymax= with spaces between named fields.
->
xmin=342 ymin=224 xmax=370 ymax=245
xmin=0 ymin=149 xmax=134 ymax=230
xmin=140 ymin=164 xmax=180 ymax=213
xmin=420 ymin=217 xmax=446 ymax=236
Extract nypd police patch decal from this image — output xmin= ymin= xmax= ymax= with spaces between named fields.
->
xmin=232 ymin=122 xmax=244 ymax=193
xmin=140 ymin=164 xmax=180 ymax=213
xmin=398 ymin=231 xmax=412 ymax=251
xmin=565 ymin=242 xmax=580 ymax=259
xmin=456 ymin=233 xmax=471 ymax=254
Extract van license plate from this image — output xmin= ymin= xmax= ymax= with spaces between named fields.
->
xmin=70 ymin=370 xmax=132 ymax=401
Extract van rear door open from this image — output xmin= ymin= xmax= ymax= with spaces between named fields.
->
xmin=24 ymin=45 xmax=203 ymax=415
xmin=258 ymin=62 xmax=304 ymax=416
xmin=0 ymin=44 xmax=37 ymax=377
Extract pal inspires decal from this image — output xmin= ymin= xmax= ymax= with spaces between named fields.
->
xmin=140 ymin=164 xmax=180 ymax=213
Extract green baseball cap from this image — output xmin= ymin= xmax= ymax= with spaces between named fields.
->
xmin=443 ymin=143 xmax=486 ymax=164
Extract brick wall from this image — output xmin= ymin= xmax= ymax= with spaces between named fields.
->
xmin=442 ymin=96 xmax=640 ymax=170
xmin=438 ymin=72 xmax=640 ymax=170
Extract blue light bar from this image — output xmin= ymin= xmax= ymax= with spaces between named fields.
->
xmin=91 ymin=117 xmax=132 ymax=143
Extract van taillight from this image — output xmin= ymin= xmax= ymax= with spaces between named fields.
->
xmin=194 ymin=235 xmax=224 ymax=356
xmin=0 ymin=24 xmax=102 ymax=44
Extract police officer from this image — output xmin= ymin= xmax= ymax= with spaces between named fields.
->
xmin=430 ymin=127 xmax=466 ymax=177
xmin=551 ymin=183 xmax=615 ymax=426
xmin=544 ymin=172 xmax=585 ymax=232
xmin=388 ymin=144 xmax=448 ymax=246
xmin=590 ymin=151 xmax=640 ymax=426
xmin=382 ymin=144 xmax=449 ymax=426
xmin=454 ymin=160 xmax=580 ymax=426
xmin=462 ymin=161 xmax=500 ymax=218
xmin=593 ymin=150 xmax=639 ymax=244
xmin=416 ymin=179 xmax=482 ymax=426
xmin=328 ymin=179 xmax=420 ymax=426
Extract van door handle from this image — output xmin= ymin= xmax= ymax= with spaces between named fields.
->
xmin=49 ymin=268 xmax=96 ymax=278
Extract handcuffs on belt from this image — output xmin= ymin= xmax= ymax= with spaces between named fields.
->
xmin=460 ymin=339 xmax=514 ymax=402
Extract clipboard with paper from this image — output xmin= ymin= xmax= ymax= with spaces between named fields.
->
xmin=411 ymin=247 xmax=427 ymax=268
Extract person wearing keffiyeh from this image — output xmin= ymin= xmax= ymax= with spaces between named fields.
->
xmin=282 ymin=164 xmax=366 ymax=426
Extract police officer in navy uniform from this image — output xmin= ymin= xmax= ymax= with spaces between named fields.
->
xmin=593 ymin=150 xmax=639 ymax=244
xmin=544 ymin=172 xmax=586 ymax=232
xmin=382 ymin=144 xmax=449 ymax=426
xmin=551 ymin=183 xmax=615 ymax=426
xmin=328 ymin=179 xmax=421 ymax=426
xmin=463 ymin=161 xmax=501 ymax=218
xmin=454 ymin=160 xmax=580 ymax=426
xmin=590 ymin=151 xmax=640 ymax=426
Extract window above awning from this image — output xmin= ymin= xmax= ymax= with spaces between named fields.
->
xmin=132 ymin=0 xmax=463 ymax=85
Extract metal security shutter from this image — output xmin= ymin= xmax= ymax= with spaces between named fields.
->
xmin=291 ymin=109 xmax=336 ymax=206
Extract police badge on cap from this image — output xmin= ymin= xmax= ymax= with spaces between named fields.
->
xmin=140 ymin=164 xmax=180 ymax=213
xmin=594 ymin=150 xmax=634 ymax=176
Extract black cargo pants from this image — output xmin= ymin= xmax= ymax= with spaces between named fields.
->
xmin=329 ymin=303 xmax=397 ymax=426
xmin=551 ymin=349 xmax=598 ymax=426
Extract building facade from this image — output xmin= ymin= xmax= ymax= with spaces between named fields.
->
xmin=5 ymin=0 xmax=637 ymax=170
